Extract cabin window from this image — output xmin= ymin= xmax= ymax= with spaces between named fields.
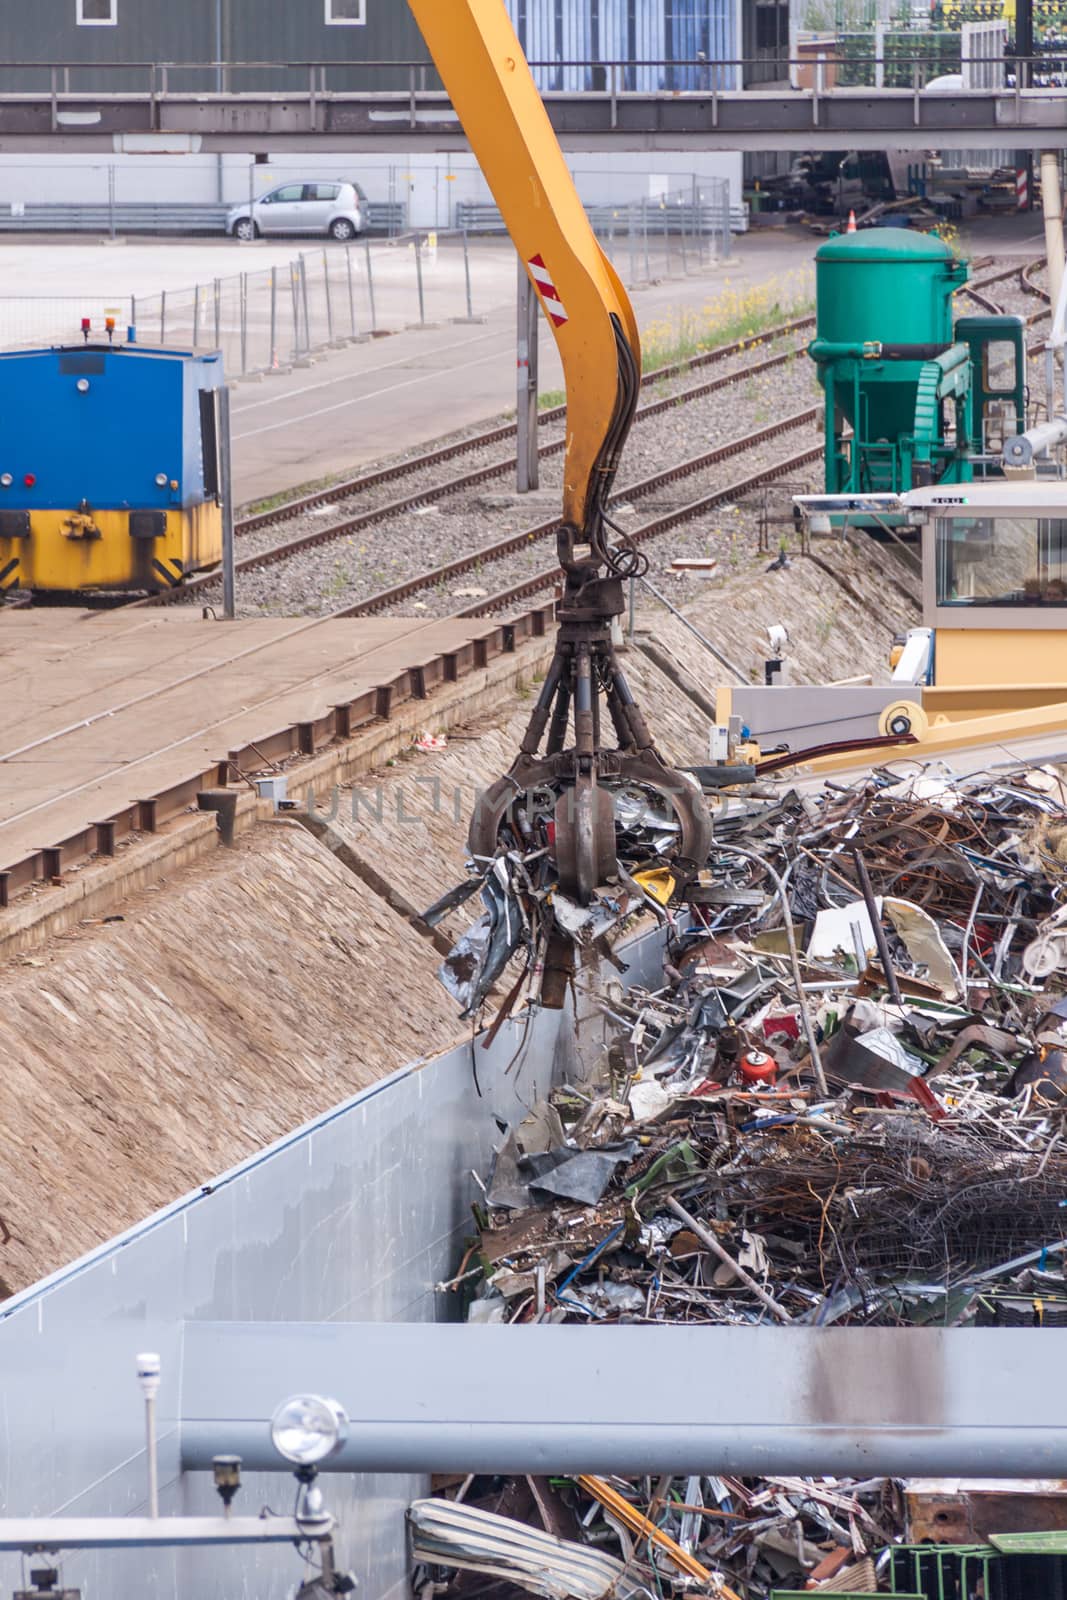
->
xmin=325 ymin=0 xmax=365 ymax=22
xmin=982 ymin=339 xmax=1017 ymax=395
xmin=77 ymin=0 xmax=117 ymax=22
xmin=936 ymin=516 xmax=1067 ymax=606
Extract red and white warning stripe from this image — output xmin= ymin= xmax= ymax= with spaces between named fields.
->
xmin=527 ymin=253 xmax=569 ymax=327
xmin=1016 ymin=166 xmax=1029 ymax=210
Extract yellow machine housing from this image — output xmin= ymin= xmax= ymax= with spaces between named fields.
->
xmin=1 ymin=505 xmax=221 ymax=595
xmin=721 ymin=480 xmax=1067 ymax=769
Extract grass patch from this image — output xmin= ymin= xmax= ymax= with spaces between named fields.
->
xmin=238 ymin=471 xmax=346 ymax=520
xmin=641 ymin=275 xmax=815 ymax=373
xmin=537 ymin=388 xmax=567 ymax=411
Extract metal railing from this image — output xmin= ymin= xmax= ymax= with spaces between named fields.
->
xmin=0 ymin=52 xmax=1061 ymax=103
xmin=457 ymin=198 xmax=746 ymax=235
xmin=0 ymin=200 xmax=407 ymax=239
xmin=456 ymin=186 xmax=741 ymax=275
xmin=0 ymin=54 xmax=1058 ymax=146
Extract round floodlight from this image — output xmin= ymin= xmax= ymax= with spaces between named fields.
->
xmin=155 ymin=472 xmax=168 ymax=487
xmin=0 ymin=474 xmax=11 ymax=489
xmin=270 ymin=1394 xmax=348 ymax=1466
xmin=76 ymin=379 xmax=90 ymax=394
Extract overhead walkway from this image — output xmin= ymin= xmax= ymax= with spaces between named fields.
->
xmin=2 ymin=59 xmax=1067 ymax=152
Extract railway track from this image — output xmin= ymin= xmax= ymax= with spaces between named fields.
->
xmin=969 ymin=256 xmax=1054 ymax=351
xmin=170 ymin=372 xmax=818 ymax=609
xmin=233 ymin=312 xmax=818 ymax=537
xmin=452 ymin=442 xmax=824 ymax=620
xmin=146 ymin=326 xmax=819 ymax=609
xmin=139 ymin=259 xmax=1033 ymax=615
xmin=1018 ymin=258 xmax=1056 ymax=356
xmin=333 ymin=407 xmax=820 ymax=618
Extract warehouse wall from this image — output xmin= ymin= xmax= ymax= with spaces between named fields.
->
xmin=2 ymin=0 xmax=424 ymax=73
xmin=2 ymin=0 xmax=758 ymax=90
xmin=0 ymin=149 xmax=745 ymax=222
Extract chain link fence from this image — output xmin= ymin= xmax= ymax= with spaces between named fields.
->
xmin=0 ymin=234 xmax=487 ymax=377
xmin=0 ymin=210 xmax=736 ymax=382
xmin=459 ymin=178 xmax=739 ymax=280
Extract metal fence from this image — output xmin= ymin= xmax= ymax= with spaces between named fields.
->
xmin=0 ymin=234 xmax=485 ymax=376
xmin=130 ymin=234 xmax=489 ymax=377
xmin=0 ymin=200 xmax=407 ymax=239
xmin=457 ymin=179 xmax=741 ymax=277
xmin=0 ymin=209 xmax=740 ymax=378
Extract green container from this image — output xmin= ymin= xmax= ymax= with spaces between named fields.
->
xmin=811 ymin=227 xmax=969 ymax=490
xmin=815 ymin=225 xmax=963 ymax=348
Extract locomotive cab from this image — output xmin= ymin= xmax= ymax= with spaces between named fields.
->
xmin=0 ymin=339 xmax=225 ymax=597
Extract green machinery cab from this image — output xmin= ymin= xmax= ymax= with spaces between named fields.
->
xmin=771 ymin=1534 xmax=1067 ymax=1597
xmin=809 ymin=228 xmax=1027 ymax=500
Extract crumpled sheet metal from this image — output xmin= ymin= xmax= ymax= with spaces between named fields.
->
xmin=437 ymin=865 xmax=524 ymax=1016
xmin=408 ymin=1498 xmax=633 ymax=1600
xmin=456 ymin=758 xmax=1067 ymax=1340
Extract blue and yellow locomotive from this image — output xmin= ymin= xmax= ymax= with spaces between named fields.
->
xmin=0 ymin=333 xmax=225 ymax=597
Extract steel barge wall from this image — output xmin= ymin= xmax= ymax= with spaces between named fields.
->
xmin=0 ymin=937 xmax=660 ymax=1600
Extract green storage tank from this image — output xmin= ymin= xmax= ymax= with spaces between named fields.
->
xmin=815 ymin=225 xmax=964 ymax=349
xmin=810 ymin=227 xmax=970 ymax=493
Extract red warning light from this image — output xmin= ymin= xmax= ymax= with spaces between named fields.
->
xmin=81 ymin=317 xmax=91 ymax=344
xmin=24 ymin=474 xmax=36 ymax=488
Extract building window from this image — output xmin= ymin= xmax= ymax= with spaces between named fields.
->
xmin=77 ymin=0 xmax=117 ymax=22
xmin=325 ymin=0 xmax=365 ymax=22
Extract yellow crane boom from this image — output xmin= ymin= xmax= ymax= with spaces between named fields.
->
xmin=407 ymin=0 xmax=710 ymax=949
xmin=407 ymin=0 xmax=640 ymax=542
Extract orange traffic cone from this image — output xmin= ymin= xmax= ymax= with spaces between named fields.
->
xmin=846 ymin=209 xmax=857 ymax=233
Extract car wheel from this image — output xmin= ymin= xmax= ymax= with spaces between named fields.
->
xmin=329 ymin=218 xmax=357 ymax=241
xmin=233 ymin=218 xmax=258 ymax=241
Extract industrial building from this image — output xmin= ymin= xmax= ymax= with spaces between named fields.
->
xmin=1 ymin=0 xmax=788 ymax=92
xmin=0 ymin=1 xmax=757 ymax=220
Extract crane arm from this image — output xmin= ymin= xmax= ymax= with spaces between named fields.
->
xmin=406 ymin=0 xmax=640 ymax=547
xmin=405 ymin=0 xmax=711 ymax=926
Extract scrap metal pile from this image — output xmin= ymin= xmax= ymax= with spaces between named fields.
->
xmin=425 ymin=778 xmax=703 ymax=1020
xmin=410 ymin=1472 xmax=904 ymax=1600
xmin=416 ymin=758 xmax=1067 ymax=1598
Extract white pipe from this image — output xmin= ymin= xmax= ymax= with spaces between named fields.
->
xmin=1042 ymin=151 xmax=1066 ymax=317
xmin=1002 ymin=414 xmax=1067 ymax=470
xmin=137 ymin=1352 xmax=161 ymax=1519
xmin=179 ymin=1321 xmax=1067 ymax=1478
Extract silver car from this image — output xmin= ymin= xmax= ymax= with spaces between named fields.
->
xmin=228 ymin=180 xmax=367 ymax=241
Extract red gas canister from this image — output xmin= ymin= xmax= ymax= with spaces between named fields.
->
xmin=740 ymin=1048 xmax=777 ymax=1087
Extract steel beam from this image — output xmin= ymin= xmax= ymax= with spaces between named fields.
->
xmin=180 ymin=1322 xmax=1067 ymax=1478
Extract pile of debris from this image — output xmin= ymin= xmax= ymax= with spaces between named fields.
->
xmin=410 ymin=1472 xmax=903 ymax=1600
xmin=425 ymin=780 xmax=696 ymax=1020
xmin=460 ymin=759 xmax=1067 ymax=1325
xmin=416 ymin=758 xmax=1067 ymax=1596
